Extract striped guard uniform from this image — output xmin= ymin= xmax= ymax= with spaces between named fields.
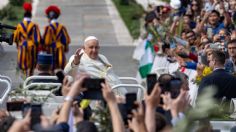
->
xmin=13 ymin=19 xmax=41 ymax=76
xmin=43 ymin=22 xmax=70 ymax=70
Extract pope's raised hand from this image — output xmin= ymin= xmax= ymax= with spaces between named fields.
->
xmin=73 ymin=48 xmax=84 ymax=65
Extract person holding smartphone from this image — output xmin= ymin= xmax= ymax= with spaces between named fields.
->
xmin=196 ymin=8 xmax=231 ymax=37
xmin=64 ymin=36 xmax=127 ymax=95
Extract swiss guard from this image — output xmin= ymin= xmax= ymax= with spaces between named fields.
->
xmin=13 ymin=2 xmax=41 ymax=77
xmin=43 ymin=5 xmax=71 ymax=72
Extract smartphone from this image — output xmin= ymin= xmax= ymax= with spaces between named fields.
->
xmin=22 ymin=103 xmax=31 ymax=118
xmin=147 ymin=74 xmax=157 ymax=95
xmin=56 ymin=71 xmax=65 ymax=83
xmin=205 ymin=6 xmax=213 ymax=12
xmin=82 ymin=78 xmax=105 ymax=100
xmin=207 ymin=28 xmax=213 ymax=39
xmin=125 ymin=93 xmax=137 ymax=115
xmin=30 ymin=104 xmax=42 ymax=130
xmin=6 ymin=101 xmax=24 ymax=111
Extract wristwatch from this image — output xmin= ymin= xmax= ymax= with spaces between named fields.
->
xmin=64 ymin=96 xmax=74 ymax=102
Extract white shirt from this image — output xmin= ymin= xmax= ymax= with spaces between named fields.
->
xmin=23 ymin=17 xmax=31 ymax=22
xmin=50 ymin=19 xmax=58 ymax=24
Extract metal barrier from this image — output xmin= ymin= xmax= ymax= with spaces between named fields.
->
xmin=23 ymin=76 xmax=61 ymax=90
xmin=112 ymin=84 xmax=145 ymax=101
xmin=118 ymin=77 xmax=140 ymax=84
xmin=0 ymin=75 xmax=12 ymax=85
xmin=23 ymin=76 xmax=61 ymax=97
xmin=0 ymin=75 xmax=12 ymax=108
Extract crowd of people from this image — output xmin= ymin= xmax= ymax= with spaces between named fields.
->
xmin=1 ymin=0 xmax=236 ymax=131
xmin=134 ymin=0 xmax=236 ymax=104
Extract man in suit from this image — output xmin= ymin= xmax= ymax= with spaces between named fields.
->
xmin=199 ymin=50 xmax=236 ymax=99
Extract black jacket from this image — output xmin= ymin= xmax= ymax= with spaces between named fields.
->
xmin=199 ymin=69 xmax=236 ymax=99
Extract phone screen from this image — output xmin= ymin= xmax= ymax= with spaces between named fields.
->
xmin=125 ymin=93 xmax=137 ymax=115
xmin=30 ymin=104 xmax=42 ymax=130
xmin=82 ymin=78 xmax=105 ymax=90
xmin=207 ymin=28 xmax=213 ymax=39
xmin=147 ymin=74 xmax=157 ymax=95
xmin=82 ymin=78 xmax=105 ymax=100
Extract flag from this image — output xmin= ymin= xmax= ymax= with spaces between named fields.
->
xmin=138 ymin=40 xmax=155 ymax=78
xmin=132 ymin=38 xmax=146 ymax=61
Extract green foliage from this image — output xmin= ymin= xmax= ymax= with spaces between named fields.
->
xmin=0 ymin=0 xmax=27 ymax=26
xmin=161 ymin=0 xmax=170 ymax=3
xmin=91 ymin=106 xmax=113 ymax=132
xmin=174 ymin=87 xmax=234 ymax=131
xmin=112 ymin=0 xmax=144 ymax=39
xmin=9 ymin=0 xmax=25 ymax=6
xmin=0 ymin=5 xmax=17 ymax=20
xmin=9 ymin=83 xmax=52 ymax=103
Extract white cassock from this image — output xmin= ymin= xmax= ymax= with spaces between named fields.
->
xmin=150 ymin=55 xmax=179 ymax=76
xmin=64 ymin=53 xmax=127 ymax=95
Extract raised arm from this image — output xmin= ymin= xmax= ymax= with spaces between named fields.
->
xmin=220 ymin=1 xmax=231 ymax=26
xmin=145 ymin=83 xmax=161 ymax=132
xmin=101 ymin=82 xmax=125 ymax=132
xmin=195 ymin=12 xmax=210 ymax=33
xmin=64 ymin=48 xmax=83 ymax=75
xmin=57 ymin=76 xmax=86 ymax=123
xmin=128 ymin=103 xmax=147 ymax=132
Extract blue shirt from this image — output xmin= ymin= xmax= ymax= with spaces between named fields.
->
xmin=185 ymin=61 xmax=197 ymax=70
xmin=225 ymin=58 xmax=236 ymax=73
xmin=205 ymin=22 xmax=225 ymax=35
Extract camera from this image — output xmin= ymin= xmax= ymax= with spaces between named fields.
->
xmin=0 ymin=23 xmax=16 ymax=45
